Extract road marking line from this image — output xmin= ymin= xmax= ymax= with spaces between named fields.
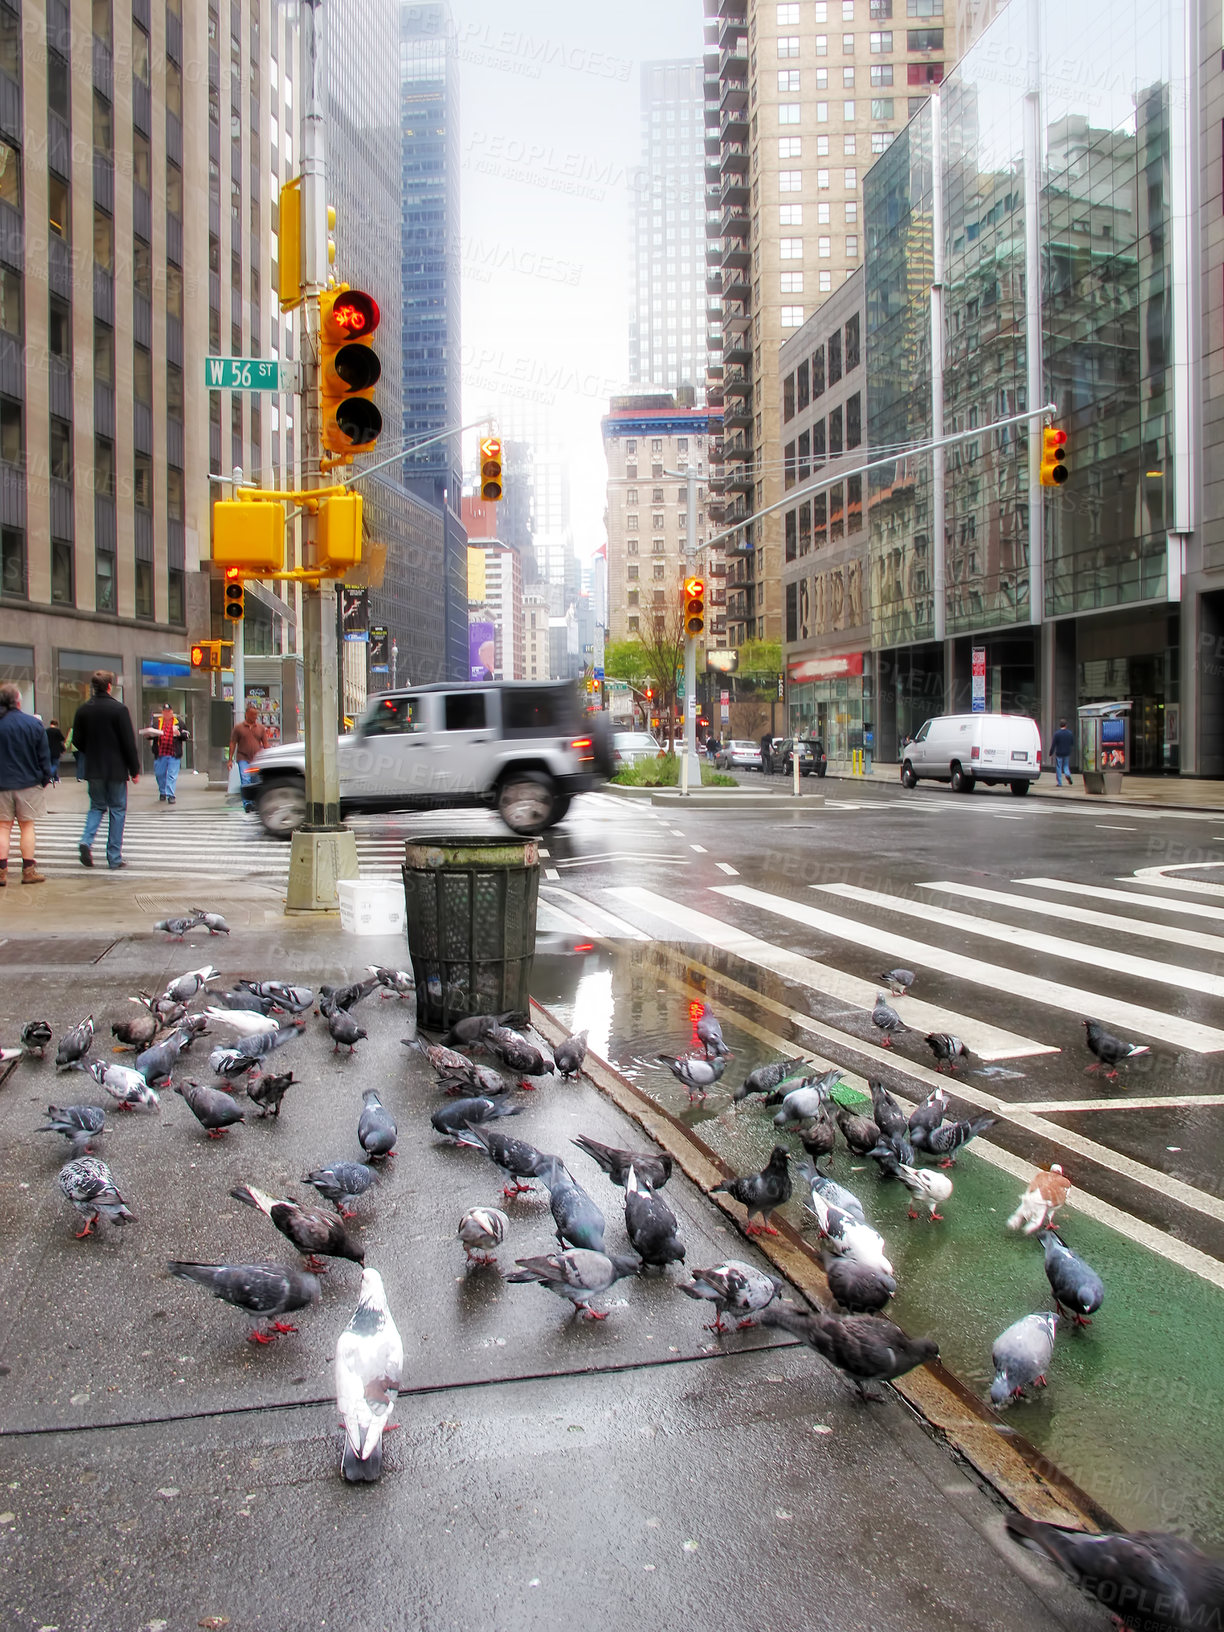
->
xmin=538 ymin=848 xmax=550 ymax=857
xmin=536 ymin=897 xmax=604 ymax=937
xmin=690 ymin=844 xmax=707 ymax=853
xmin=917 ymin=880 xmax=1224 ymax=956
xmin=607 ymin=885 xmax=1055 ymax=1060
xmin=812 ymin=881 xmax=1224 ymax=1001
xmin=1128 ymin=862 xmax=1224 ymax=897
xmin=556 ymin=852 xmax=686 ymax=868
xmin=1021 ymin=1094 xmax=1224 ymax=1113
xmin=1097 ymin=823 xmax=1136 ymax=831
xmin=709 ymin=882 xmax=1224 ymax=1054
xmin=1020 ymin=876 xmax=1224 ymax=923
xmin=544 ymin=867 xmax=560 ymax=881
xmin=542 ymin=886 xmax=651 ymax=941
xmin=716 ymin=861 xmax=739 ymax=875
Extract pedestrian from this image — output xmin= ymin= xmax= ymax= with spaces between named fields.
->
xmin=228 ymin=703 xmax=268 ymax=815
xmin=70 ymin=670 xmax=140 ymax=870
xmin=1050 ymin=717 xmax=1075 ymax=788
xmin=44 ymin=718 xmax=65 ymax=784
xmin=760 ymin=731 xmax=773 ymax=774
xmin=0 ymin=681 xmax=52 ymax=885
xmin=146 ymin=702 xmax=189 ymax=804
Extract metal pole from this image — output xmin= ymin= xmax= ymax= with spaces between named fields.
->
xmin=1023 ymin=0 xmax=1045 ymax=630
xmin=391 ymin=639 xmax=398 ymax=689
xmin=929 ymin=90 xmax=946 ymax=647
xmin=230 ymin=465 xmax=246 ymax=728
xmin=682 ymin=464 xmax=702 ymax=790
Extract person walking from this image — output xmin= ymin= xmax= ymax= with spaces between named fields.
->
xmin=44 ymin=718 xmax=65 ymax=785
xmin=71 ymin=671 xmax=140 ymax=870
xmin=145 ymin=703 xmax=188 ymax=804
xmin=760 ymin=731 xmax=774 ymax=775
xmin=228 ymin=703 xmax=268 ymax=815
xmin=1050 ymin=717 xmax=1075 ymax=788
xmin=0 ymin=682 xmax=52 ymax=885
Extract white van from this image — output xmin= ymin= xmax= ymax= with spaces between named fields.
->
xmin=900 ymin=713 xmax=1042 ymax=795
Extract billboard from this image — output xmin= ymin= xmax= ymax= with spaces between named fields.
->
xmin=369 ymin=627 xmax=389 ymax=673
xmin=341 ymin=587 xmax=369 ymax=642
xmin=469 ymin=620 xmax=496 ymax=681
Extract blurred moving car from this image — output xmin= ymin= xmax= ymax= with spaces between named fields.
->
xmin=612 ymin=730 xmax=663 ymax=768
xmin=766 ymin=738 xmax=827 ymax=777
xmin=715 ymin=739 xmax=764 ymax=771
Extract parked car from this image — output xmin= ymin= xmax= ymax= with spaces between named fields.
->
xmin=250 ymin=681 xmax=613 ymax=838
xmin=612 ymin=730 xmax=663 ymax=768
xmin=767 ymin=738 xmax=827 ymax=777
xmin=899 ymin=712 xmax=1042 ymax=794
xmin=715 ymin=739 xmax=764 ymax=771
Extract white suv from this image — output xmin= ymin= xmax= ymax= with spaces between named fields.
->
xmin=251 ymin=681 xmax=611 ymax=837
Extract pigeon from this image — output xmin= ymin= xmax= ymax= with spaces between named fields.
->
xmin=230 ymin=1183 xmax=365 ymax=1271
xmin=922 ymin=1113 xmax=996 ymax=1167
xmin=238 ymin=980 xmax=314 ymax=1012
xmin=869 ymin=1079 xmax=909 ymax=1140
xmin=154 ymin=915 xmax=203 ymax=940
xmin=827 ymin=1216 xmax=893 ymax=1277
xmin=439 ymin=1011 xmax=522 ymax=1048
xmin=20 ymin=1020 xmax=53 ymax=1057
xmin=871 ymin=992 xmax=911 ymax=1047
xmin=874 ymin=968 xmax=915 ymax=995
xmin=430 ymin=1095 xmax=523 ymax=1139
xmin=336 ymin=1268 xmax=403 ymax=1482
xmin=553 ymin=1030 xmax=589 ymax=1080
xmin=1007 ymin=1165 xmax=1072 ymax=1234
xmin=167 ymin=1261 xmax=320 ymax=1344
xmin=201 ymin=1007 xmax=281 ymax=1038
xmin=137 ymin=992 xmax=188 ymax=1027
xmin=835 ymin=1106 xmax=881 ymax=1157
xmin=357 ymin=1089 xmax=397 ymax=1160
xmin=327 ymin=1008 xmax=367 ymax=1054
xmin=571 ymin=1135 xmax=672 ymax=1191
xmin=218 ymin=988 xmax=277 ymax=1015
xmin=990 ymin=1311 xmax=1057 ymax=1405
xmin=658 ymin=1052 xmax=727 ymax=1101
xmin=453 ymin=1122 xmax=553 ymax=1196
xmin=245 ymin=1070 xmax=297 ymax=1119
xmin=695 ymin=1011 xmax=730 ymax=1058
xmin=879 ymin=1157 xmax=953 ymax=1220
xmin=623 ymin=1165 xmax=685 ymax=1269
xmin=824 ymin=1255 xmax=896 ymax=1316
xmin=458 ymin=1205 xmax=509 ymax=1264
xmin=733 ymin=1055 xmax=807 ymax=1103
xmin=37 ymin=1104 xmax=106 ymax=1154
xmin=178 ymin=1013 xmax=211 ymax=1042
xmin=1083 ymin=1017 xmax=1150 ymax=1079
xmin=87 ymin=1060 xmax=160 ymax=1112
xmin=433 ymin=1056 xmax=513 ymax=1097
xmin=56 ymin=1016 xmax=94 ymax=1071
xmin=485 ymin=1026 xmax=554 ymax=1083
xmin=190 ymin=908 xmax=231 ymax=935
xmin=538 ymin=1158 xmax=607 ymax=1253
xmin=412 ymin=1038 xmax=480 ymax=1079
xmin=110 ymin=1011 xmax=159 ymax=1050
xmin=367 ymin=964 xmax=415 ymax=999
xmin=505 ymin=1248 xmax=639 ymax=1320
xmin=162 ymin=965 xmax=219 ymax=1005
xmin=210 ymin=1022 xmax=304 ymax=1079
xmin=925 ymin=1032 xmax=970 ymax=1073
xmin=303 ymin=1161 xmax=377 ymax=1219
xmin=1039 ymin=1229 xmax=1104 ymax=1325
xmin=318 ymin=977 xmax=378 ymax=1016
xmin=175 ymin=1079 xmax=245 ymax=1138
xmin=1004 ymin=1514 xmax=1224 ymax=1632
xmin=709 ymin=1145 xmax=791 ymax=1235
xmin=59 ymin=1156 xmax=136 ymax=1237
xmin=907 ymin=1085 xmax=948 ymax=1144
xmin=678 ymin=1260 xmax=782 ymax=1333
xmin=798 ymin=1159 xmax=867 ymax=1226
xmin=136 ymin=1028 xmax=193 ymax=1087
xmin=798 ymin=1109 xmax=837 ymax=1167
xmin=768 ymin=1083 xmax=832 ymax=1128
xmin=760 ymin=1304 xmax=939 ymax=1400
xmin=866 ymin=1128 xmax=916 ymax=1176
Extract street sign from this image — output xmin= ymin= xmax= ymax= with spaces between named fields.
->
xmin=676 ymin=674 xmax=685 ymax=700
xmin=777 ymin=673 xmax=785 ymax=699
xmin=204 ymin=357 xmax=281 ymax=391
xmin=594 ymin=666 xmax=604 ymax=680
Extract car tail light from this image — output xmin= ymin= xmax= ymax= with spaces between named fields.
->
xmin=570 ymin=736 xmax=594 ymax=758
xmin=971 ymin=745 xmax=980 ymax=759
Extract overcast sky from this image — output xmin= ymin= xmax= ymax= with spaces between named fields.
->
xmin=451 ymin=0 xmax=703 ymax=556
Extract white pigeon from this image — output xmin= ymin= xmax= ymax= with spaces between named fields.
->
xmin=162 ymin=965 xmax=220 ymax=1005
xmin=458 ymin=1206 xmax=509 ymax=1264
xmin=87 ymin=1060 xmax=160 ymax=1112
xmin=892 ymin=1162 xmax=953 ymax=1221
xmin=201 ymin=1007 xmax=281 ymax=1039
xmin=335 ymin=1268 xmax=403 ymax=1483
xmin=829 ymin=1215 xmax=893 ymax=1277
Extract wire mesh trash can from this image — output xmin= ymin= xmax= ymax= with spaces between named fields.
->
xmin=403 ymin=836 xmax=540 ymax=1030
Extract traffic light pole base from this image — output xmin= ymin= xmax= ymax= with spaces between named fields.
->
xmin=284 ymin=826 xmax=360 ymax=912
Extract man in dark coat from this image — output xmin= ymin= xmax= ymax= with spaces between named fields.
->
xmin=70 ymin=671 xmax=140 ymax=869
xmin=0 ymin=681 xmax=53 ymax=884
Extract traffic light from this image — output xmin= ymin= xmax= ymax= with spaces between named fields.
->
xmin=223 ymin=567 xmax=245 ymax=622
xmin=190 ymin=640 xmax=221 ymax=671
xmin=319 ymin=287 xmax=382 ymax=457
xmin=479 ymin=436 xmax=503 ymax=501
xmin=316 ymin=493 xmax=363 ymax=573
xmin=276 ymin=177 xmax=303 ymax=311
xmin=1039 ymin=426 xmax=1068 ymax=486
xmin=212 ymin=498 xmax=286 ymax=571
xmin=684 ymin=576 xmax=705 ymax=637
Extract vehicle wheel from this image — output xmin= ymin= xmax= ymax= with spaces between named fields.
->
xmin=497 ymin=771 xmax=558 ymax=835
xmin=900 ymin=761 xmax=918 ymax=789
xmin=551 ymin=793 xmax=572 ymax=822
xmin=816 ymin=766 xmax=826 ymax=778
xmin=257 ymin=779 xmax=307 ymax=839
xmin=950 ymin=763 xmax=975 ymax=794
xmin=1010 ymin=779 xmax=1031 ymax=796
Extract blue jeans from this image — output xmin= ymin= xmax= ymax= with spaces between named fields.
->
xmin=237 ymin=758 xmax=257 ymax=811
xmin=1055 ymin=755 xmax=1071 ymax=786
xmin=82 ymin=780 xmax=128 ymax=866
xmin=154 ymin=755 xmax=179 ymax=799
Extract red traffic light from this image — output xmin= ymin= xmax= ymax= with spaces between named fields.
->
xmin=328 ymin=290 xmax=380 ymax=337
xmin=1048 ymin=429 xmax=1067 ymax=448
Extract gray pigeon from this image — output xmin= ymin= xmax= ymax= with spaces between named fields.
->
xmin=318 ymin=977 xmax=378 ymax=1015
xmin=799 ymin=1110 xmax=837 ymax=1167
xmin=760 ymin=1304 xmax=939 ymax=1400
xmin=135 ymin=1028 xmax=193 ymax=1087
xmin=1039 ymin=1230 xmax=1104 ymax=1325
xmin=175 ymin=1079 xmax=245 ymax=1138
xmin=571 ymin=1135 xmax=672 ymax=1191
xmin=302 ymin=1161 xmax=377 ymax=1218
xmin=167 ymin=1261 xmax=320 ymax=1344
xmin=798 ymin=1159 xmax=867 ymax=1226
xmin=485 ymin=1026 xmax=554 ymax=1081
xmin=874 ymin=968 xmax=915 ymax=995
xmin=734 ymin=1055 xmax=808 ymax=1103
xmin=430 ymin=1095 xmax=523 ymax=1139
xmin=505 ymin=1248 xmax=639 ymax=1320
xmin=366 ymin=964 xmax=414 ymax=999
xmin=246 ymin=1070 xmax=297 ymax=1119
xmin=553 ymin=1030 xmax=589 ymax=1080
xmin=907 ymin=1086 xmax=948 ymax=1144
xmin=925 ymin=1032 xmax=971 ymax=1073
xmin=162 ymin=965 xmax=219 ymax=1005
xmin=56 ymin=1016 xmax=94 ymax=1071
xmin=768 ymin=1083 xmax=830 ymax=1128
xmin=658 ymin=1052 xmax=727 ymax=1101
xmin=190 ymin=908 xmax=231 ymax=936
xmin=21 ymin=1019 xmax=53 ymax=1057
xmin=238 ymin=980 xmax=314 ymax=1012
xmin=1083 ymin=1017 xmax=1150 ymax=1079
xmin=88 ymin=1060 xmax=160 ymax=1112
xmin=155 ymin=916 xmax=202 ymax=940
xmin=538 ymin=1158 xmax=607 ymax=1253
xmin=453 ymin=1121 xmax=553 ymax=1195
xmin=825 ymin=1255 xmax=896 ymax=1315
xmin=210 ymin=1021 xmax=304 ymax=1080
xmin=835 ymin=1106 xmax=881 ymax=1157
xmin=678 ymin=1260 xmax=782 ymax=1333
xmin=327 ymin=1007 xmax=367 ymax=1054
xmin=623 ymin=1165 xmax=684 ymax=1269
xmin=413 ymin=1038 xmax=480 ymax=1079
xmin=871 ymin=992 xmax=911 ymax=1047
xmin=439 ymin=1012 xmax=521 ymax=1048
xmin=710 ymin=1145 xmax=791 ymax=1235
xmin=231 ymin=1184 xmax=364 ymax=1270
xmin=357 ymin=1089 xmax=396 ymax=1159
xmin=58 ymin=1156 xmax=136 ymax=1237
xmin=218 ymin=988 xmax=276 ymax=1015
xmin=923 ymin=1113 xmax=995 ymax=1167
xmin=38 ymin=1104 xmax=106 ymax=1154
xmin=869 ymin=1079 xmax=909 ymax=1140
xmin=695 ymin=1011 xmax=730 ymax=1058
xmin=458 ymin=1205 xmax=509 ymax=1264
xmin=336 ymin=1268 xmax=403 ymax=1482
xmin=990 ymin=1311 xmax=1057 ymax=1405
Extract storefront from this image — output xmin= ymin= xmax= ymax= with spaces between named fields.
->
xmin=56 ymin=648 xmax=126 ymax=736
xmin=787 ymin=651 xmax=869 ymax=765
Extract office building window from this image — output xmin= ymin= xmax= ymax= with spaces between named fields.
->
xmin=817 ymin=134 xmax=830 ymax=154
xmin=95 ymin=548 xmax=115 ymax=612
xmin=815 ymin=33 xmax=827 ymax=53
xmin=843 ymin=100 xmax=856 ymax=118
xmin=907 ymin=0 xmax=941 ymax=13
xmin=48 ymin=175 xmax=70 ymax=240
xmin=94 ymin=321 xmax=114 ymax=384
xmin=843 ymin=66 xmax=855 ymax=86
xmin=819 ymin=270 xmax=832 ymax=291
xmin=777 ymin=1 xmax=800 ymax=19
xmin=870 ymin=30 xmax=893 ymax=48
xmin=829 ymin=329 xmax=843 ymax=383
xmin=829 ymin=405 xmax=844 ymax=454
xmin=871 ymin=0 xmax=894 ymax=14
xmin=779 ymin=104 xmax=800 ymax=123
xmin=779 ymin=136 xmax=802 ymax=158
xmin=48 ymin=295 xmax=71 ymax=360
xmin=818 ymin=201 xmax=831 ymax=223
xmin=135 ymin=558 xmax=154 ymax=620
xmin=871 ymin=98 xmax=895 ymax=118
xmin=798 ymin=430 xmax=810 ymax=481
xmin=817 ymin=235 xmax=831 ymax=257
xmin=784 ymin=374 xmax=795 ymax=421
xmin=777 ymin=36 xmax=800 ymax=57
xmin=134 ymin=451 xmax=153 ymax=510
xmin=168 ymin=567 xmax=185 ymax=626
xmin=779 ymin=170 xmax=802 ymax=192
xmin=47 ymin=51 xmax=70 ymax=121
xmin=814 ymin=68 xmax=828 ymax=88
xmin=785 ymin=441 xmax=796 ymax=487
xmin=0 ymin=525 xmax=24 ymax=597
xmin=815 ymin=101 xmax=828 ymax=121
xmin=908 ymin=60 xmax=944 ymax=83
xmin=49 ymin=416 xmax=72 ymax=480
xmin=797 ymin=359 xmax=810 ymax=411
xmin=844 ymin=167 xmax=858 ymax=188
xmin=785 ymin=508 xmax=797 ymax=561
xmin=781 ymin=271 xmax=804 ymax=293
xmin=653 ymin=562 xmax=665 ymax=580
xmin=872 ymin=130 xmax=895 ymax=151
xmin=847 ymin=392 xmax=862 ymax=447
xmin=781 ymin=305 xmax=804 ymax=328
xmin=871 ymin=64 xmax=894 ymax=85
xmin=846 ymin=201 xmax=859 ymax=222
xmin=846 ymin=313 xmax=861 ymax=368
xmin=846 ymin=234 xmax=860 ymax=257
xmin=778 ymin=70 xmax=801 ymax=92
xmin=51 ymin=538 xmax=73 ymax=605
xmin=0 ymin=139 xmax=19 ymax=208
xmin=812 ymin=345 xmax=825 ymax=396
xmin=0 ymin=7 xmax=18 ymax=78
xmin=780 ymin=237 xmax=803 ymax=258
xmin=95 ymin=436 xmax=114 ymax=496
xmin=133 ymin=344 xmax=152 ymax=407
xmin=780 ymin=204 xmax=803 ymax=225
xmin=0 ymin=267 xmax=20 ymax=338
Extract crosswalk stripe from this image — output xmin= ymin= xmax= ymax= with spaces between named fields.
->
xmin=542 ymin=886 xmax=651 ymax=941
xmin=918 ymin=880 xmax=1224 ymax=956
xmin=715 ymin=882 xmax=1224 ymax=1053
xmin=606 ymin=884 xmax=1056 ymax=1060
xmin=1019 ymin=877 xmax=1224 ymax=923
xmin=814 ymin=881 xmax=1224 ymax=999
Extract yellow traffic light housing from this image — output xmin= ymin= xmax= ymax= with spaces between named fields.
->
xmin=319 ymin=287 xmax=382 ymax=457
xmin=316 ymin=492 xmax=363 ymax=572
xmin=190 ymin=640 xmax=231 ymax=671
xmin=212 ymin=498 xmax=286 ymax=571
xmin=684 ymin=575 xmax=706 ymax=637
xmin=479 ymin=436 xmax=503 ymax=501
xmin=1039 ymin=426 xmax=1068 ymax=487
xmin=223 ymin=566 xmax=245 ymax=622
xmin=276 ymin=177 xmax=303 ymax=311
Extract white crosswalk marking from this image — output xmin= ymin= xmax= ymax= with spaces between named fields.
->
xmin=918 ymin=880 xmax=1224 ymax=956
xmin=1019 ymin=877 xmax=1224 ymax=922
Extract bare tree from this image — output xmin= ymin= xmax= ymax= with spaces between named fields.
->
xmin=634 ymin=602 xmax=687 ymax=753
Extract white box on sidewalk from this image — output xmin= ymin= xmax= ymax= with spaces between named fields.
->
xmin=337 ymin=879 xmax=407 ymax=938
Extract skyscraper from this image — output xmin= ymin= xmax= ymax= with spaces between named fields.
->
xmin=630 ymin=60 xmax=708 ymax=398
